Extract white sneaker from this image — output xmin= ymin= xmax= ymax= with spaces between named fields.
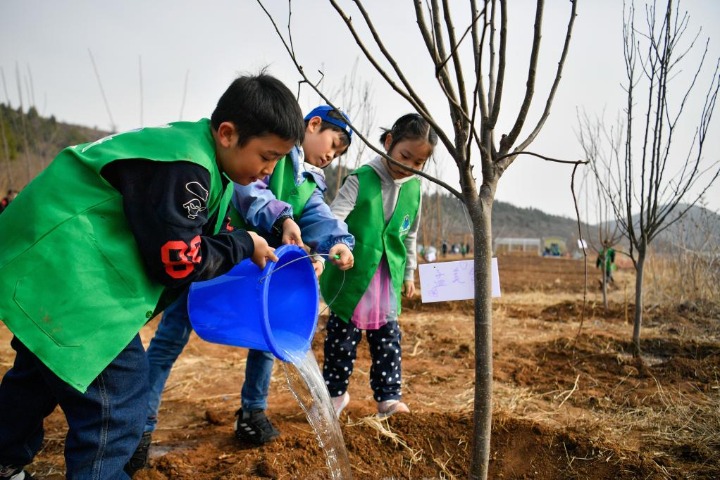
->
xmin=331 ymin=392 xmax=350 ymax=418
xmin=377 ymin=399 xmax=410 ymax=418
xmin=0 ymin=468 xmax=33 ymax=480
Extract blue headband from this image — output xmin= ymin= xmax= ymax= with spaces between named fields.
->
xmin=304 ymin=105 xmax=352 ymax=143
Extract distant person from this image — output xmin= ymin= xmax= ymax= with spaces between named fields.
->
xmin=134 ymin=106 xmax=355 ymax=472
xmin=441 ymin=241 xmax=448 ymax=257
xmin=0 ymin=189 xmax=17 ymax=214
xmin=596 ymin=241 xmax=617 ymax=285
xmin=425 ymin=245 xmax=437 ymax=262
xmin=320 ymin=113 xmax=438 ymax=418
xmin=0 ymin=73 xmax=305 ymax=480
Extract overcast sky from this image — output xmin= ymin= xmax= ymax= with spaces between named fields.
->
xmin=1 ymin=0 xmax=718 ymax=223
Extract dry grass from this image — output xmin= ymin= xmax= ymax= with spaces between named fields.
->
xmin=348 ymin=416 xmax=424 ymax=465
xmin=639 ymin=378 xmax=720 ymax=467
xmin=644 ymin=252 xmax=720 ymax=311
xmin=410 ymin=253 xmax=720 ymax=477
xmin=494 ymin=369 xmax=720 ymax=458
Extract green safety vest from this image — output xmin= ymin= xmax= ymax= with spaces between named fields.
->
xmin=0 ymin=119 xmax=232 ymax=392
xmin=320 ymin=165 xmax=420 ymax=322
xmin=597 ymin=247 xmax=617 ymax=273
xmin=228 ymin=154 xmax=316 ymax=230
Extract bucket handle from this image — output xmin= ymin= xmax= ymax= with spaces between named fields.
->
xmin=257 ymin=252 xmax=346 ymax=316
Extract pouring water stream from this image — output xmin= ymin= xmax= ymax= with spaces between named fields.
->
xmin=281 ymin=348 xmax=353 ymax=480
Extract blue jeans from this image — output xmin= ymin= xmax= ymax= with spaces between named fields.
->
xmin=0 ymin=335 xmax=147 ymax=480
xmin=241 ymin=348 xmax=274 ymax=411
xmin=144 ymin=290 xmax=275 ymax=432
xmin=144 ymin=290 xmax=193 ymax=433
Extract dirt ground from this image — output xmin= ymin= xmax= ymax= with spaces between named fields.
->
xmin=1 ymin=254 xmax=719 ymax=479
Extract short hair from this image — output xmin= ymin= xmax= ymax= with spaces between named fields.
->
xmin=379 ymin=113 xmax=438 ymax=152
xmin=211 ymin=73 xmax=305 ymax=147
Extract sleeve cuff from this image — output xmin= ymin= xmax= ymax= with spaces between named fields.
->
xmin=271 ymin=212 xmax=293 ymax=236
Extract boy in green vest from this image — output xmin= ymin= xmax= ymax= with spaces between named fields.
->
xmin=129 ymin=106 xmax=355 ymax=472
xmin=0 ymin=73 xmax=305 ymax=480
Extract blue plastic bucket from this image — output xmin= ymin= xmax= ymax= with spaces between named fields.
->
xmin=187 ymin=245 xmax=319 ymax=362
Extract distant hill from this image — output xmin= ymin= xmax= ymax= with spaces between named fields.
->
xmin=324 ymin=165 xmax=590 ymax=251
xmin=2 ymin=104 xmax=716 ymax=256
xmin=325 ymin=164 xmax=719 ymax=255
xmin=0 ymin=103 xmax=108 ymax=193
xmin=618 ymin=203 xmax=720 ymax=253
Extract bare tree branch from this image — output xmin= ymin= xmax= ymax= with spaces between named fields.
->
xmin=495 ymin=150 xmax=587 ymax=166
xmin=497 ymin=0 xmax=544 ymax=153
xmin=514 ymin=0 xmax=578 ymax=153
xmin=328 ymin=0 xmax=459 ymax=159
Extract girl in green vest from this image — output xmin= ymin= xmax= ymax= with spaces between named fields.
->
xmin=0 ymin=73 xmax=305 ymax=480
xmin=320 ymin=113 xmax=438 ymax=418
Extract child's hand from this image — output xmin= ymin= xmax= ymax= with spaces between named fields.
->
xmin=311 ymin=258 xmax=324 ymax=278
xmin=280 ymin=218 xmax=304 ymax=247
xmin=328 ymin=243 xmax=354 ymax=271
xmin=402 ymin=279 xmax=416 ymax=298
xmin=248 ymin=231 xmax=278 ymax=269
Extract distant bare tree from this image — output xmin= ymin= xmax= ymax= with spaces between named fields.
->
xmin=664 ymin=201 xmax=720 ymax=304
xmin=576 ymin=109 xmax=625 ymax=310
xmin=13 ymin=63 xmax=33 ymax=184
xmin=256 ymin=1 xmax=581 ymax=477
xmin=0 ymin=106 xmax=14 ymax=189
xmin=323 ymin=59 xmax=376 ymax=195
xmin=578 ymin=0 xmax=719 ymax=355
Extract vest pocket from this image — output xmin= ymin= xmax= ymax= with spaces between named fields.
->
xmin=12 ymin=223 xmax=139 ymax=347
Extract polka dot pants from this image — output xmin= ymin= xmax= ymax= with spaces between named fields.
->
xmin=322 ymin=312 xmax=402 ymax=402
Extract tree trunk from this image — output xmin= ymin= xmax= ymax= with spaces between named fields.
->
xmin=435 ymin=191 xmax=442 ymax=249
xmin=420 ymin=196 xmax=429 ymax=252
xmin=470 ymin=198 xmax=493 ymax=480
xmin=632 ymin=249 xmax=646 ymax=356
xmin=602 ymin=267 xmax=609 ymax=311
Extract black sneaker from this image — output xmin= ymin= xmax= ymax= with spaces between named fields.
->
xmin=0 ymin=466 xmax=35 ymax=480
xmin=234 ymin=408 xmax=280 ymax=445
xmin=123 ymin=431 xmax=152 ymax=477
